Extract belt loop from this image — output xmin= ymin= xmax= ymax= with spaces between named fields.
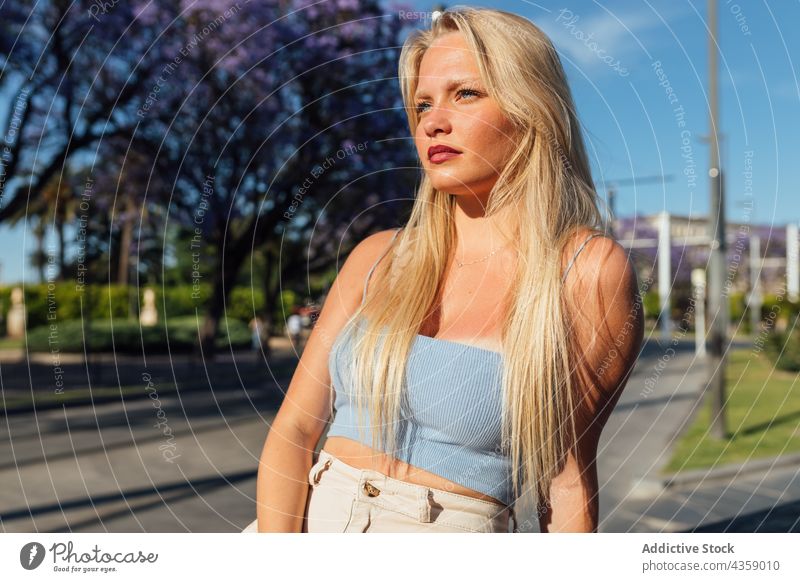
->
xmin=313 ymin=458 xmax=332 ymax=485
xmin=418 ymin=488 xmax=432 ymax=523
xmin=509 ymin=505 xmax=518 ymax=533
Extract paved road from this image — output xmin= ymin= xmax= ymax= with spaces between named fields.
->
xmin=594 ymin=337 xmax=799 ymax=533
xmin=621 ymin=464 xmax=800 ymax=533
xmin=0 ymin=347 xmax=290 ymax=532
xmin=2 ymin=336 xmax=797 ymax=532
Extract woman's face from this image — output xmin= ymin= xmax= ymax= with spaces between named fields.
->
xmin=413 ymin=31 xmax=518 ymax=200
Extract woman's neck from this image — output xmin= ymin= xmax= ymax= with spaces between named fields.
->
xmin=452 ymin=195 xmax=519 ymax=254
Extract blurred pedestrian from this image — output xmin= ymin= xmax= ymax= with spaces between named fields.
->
xmin=287 ymin=308 xmax=304 ymax=350
xmin=249 ymin=316 xmax=265 ymax=351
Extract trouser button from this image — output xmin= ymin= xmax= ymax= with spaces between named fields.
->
xmin=363 ymin=482 xmax=381 ymax=497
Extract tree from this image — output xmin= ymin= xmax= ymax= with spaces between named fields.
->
xmin=0 ymin=0 xmax=180 ymax=225
xmin=127 ymin=0 xmax=418 ymax=355
xmin=3 ymin=0 xmax=422 ymax=356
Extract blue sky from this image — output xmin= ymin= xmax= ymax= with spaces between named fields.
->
xmin=1 ymin=0 xmax=798 ymax=284
xmin=423 ymin=0 xmax=798 ymax=224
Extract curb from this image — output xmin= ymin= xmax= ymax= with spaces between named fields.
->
xmin=661 ymin=452 xmax=800 ymax=489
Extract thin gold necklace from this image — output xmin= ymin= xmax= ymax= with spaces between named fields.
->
xmin=455 ymin=243 xmax=509 ymax=268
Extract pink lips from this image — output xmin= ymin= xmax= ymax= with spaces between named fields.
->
xmin=427 ymin=144 xmax=461 ymax=164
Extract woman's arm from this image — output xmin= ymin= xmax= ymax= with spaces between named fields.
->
xmin=255 ymin=229 xmax=402 ymax=532
xmin=539 ymin=233 xmax=644 ymax=532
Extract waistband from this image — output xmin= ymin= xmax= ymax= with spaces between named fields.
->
xmin=314 ymin=449 xmax=517 ymax=531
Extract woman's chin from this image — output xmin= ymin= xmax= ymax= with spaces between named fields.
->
xmin=431 ymin=185 xmax=481 ymax=198
xmin=428 ymin=178 xmax=470 ymax=194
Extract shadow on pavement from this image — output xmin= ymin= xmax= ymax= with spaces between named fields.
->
xmin=686 ymin=500 xmax=800 ymax=533
xmin=1 ymin=469 xmax=256 ymax=532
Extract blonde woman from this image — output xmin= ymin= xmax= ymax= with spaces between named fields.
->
xmin=247 ymin=6 xmax=643 ymax=533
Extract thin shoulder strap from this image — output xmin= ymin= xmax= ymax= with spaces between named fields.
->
xmin=561 ymin=232 xmax=606 ymax=283
xmin=361 ymin=228 xmax=403 ymax=306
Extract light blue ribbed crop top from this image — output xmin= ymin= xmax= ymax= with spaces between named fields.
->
xmin=325 ymin=227 xmax=605 ymax=506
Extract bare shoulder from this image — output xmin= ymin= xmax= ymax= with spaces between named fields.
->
xmin=341 ymin=228 xmax=402 ymax=275
xmin=562 ymin=227 xmax=643 ymax=417
xmin=563 ymin=227 xmax=637 ymax=298
xmin=360 ymin=228 xmax=403 ymax=255
xmin=326 ymin=228 xmax=402 ymax=311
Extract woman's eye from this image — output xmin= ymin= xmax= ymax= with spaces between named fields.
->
xmin=458 ymin=88 xmax=481 ymax=99
xmin=415 ymin=88 xmax=482 ymax=114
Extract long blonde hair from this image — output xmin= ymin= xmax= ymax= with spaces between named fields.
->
xmin=332 ymin=6 xmax=608 ymax=513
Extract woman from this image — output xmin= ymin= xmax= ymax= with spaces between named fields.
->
xmin=246 ymin=6 xmax=643 ymax=533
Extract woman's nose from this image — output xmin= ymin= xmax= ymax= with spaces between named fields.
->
xmin=422 ymin=105 xmax=453 ymax=137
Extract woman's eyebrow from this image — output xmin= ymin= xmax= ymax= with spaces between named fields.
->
xmin=413 ymin=77 xmax=482 ymax=100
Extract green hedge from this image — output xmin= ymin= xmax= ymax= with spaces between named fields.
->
xmin=639 ymin=290 xmax=799 ymax=329
xmin=642 ymin=291 xmax=661 ymax=320
xmin=728 ymin=291 xmax=747 ymax=322
xmin=0 ymin=284 xmax=303 ymax=332
xmin=762 ymin=315 xmax=800 ymax=372
xmin=1 ymin=284 xmax=143 ymax=329
xmin=25 ymin=316 xmax=250 ymax=353
xmin=760 ymin=294 xmax=800 ymax=325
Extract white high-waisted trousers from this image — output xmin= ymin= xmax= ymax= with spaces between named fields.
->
xmin=243 ymin=449 xmax=517 ymax=533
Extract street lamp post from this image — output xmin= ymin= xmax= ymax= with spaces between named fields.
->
xmin=707 ymin=0 xmax=728 ymax=439
xmin=749 ymin=234 xmax=763 ymax=336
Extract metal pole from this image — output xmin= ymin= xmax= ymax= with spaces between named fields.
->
xmin=607 ymin=185 xmax=616 ymax=237
xmin=707 ymin=0 xmax=728 ymax=439
xmin=749 ymin=234 xmax=762 ymax=336
xmin=658 ymin=210 xmax=672 ymax=344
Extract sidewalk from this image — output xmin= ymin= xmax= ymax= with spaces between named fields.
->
xmin=621 ymin=460 xmax=800 ymax=532
xmin=3 ymin=332 xmax=796 ymax=532
xmin=591 ymin=336 xmax=799 ymax=533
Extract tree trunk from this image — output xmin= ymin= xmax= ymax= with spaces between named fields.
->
xmin=198 ymin=208 xmax=281 ymax=357
xmin=118 ymin=198 xmax=134 ymax=286
xmin=199 ymin=245 xmax=249 ymax=357
xmin=261 ymin=247 xmax=275 ymax=359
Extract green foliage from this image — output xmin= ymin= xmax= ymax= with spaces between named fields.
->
xmin=226 ymin=287 xmax=265 ymax=322
xmin=665 ymin=348 xmax=800 ymax=472
xmin=638 ymin=290 xmax=799 ymax=331
xmin=642 ymin=291 xmax=662 ymax=320
xmin=1 ymin=284 xmax=133 ymax=329
xmin=278 ymin=289 xmax=299 ymax=324
xmin=728 ymin=291 xmax=747 ymax=322
xmin=760 ymin=294 xmax=800 ymax=326
xmin=0 ymin=283 xmax=303 ymax=327
xmin=763 ymin=316 xmax=800 ymax=372
xmin=729 ymin=291 xmax=751 ymax=333
xmin=25 ymin=316 xmax=250 ymax=353
xmin=157 ymin=284 xmax=211 ymax=319
xmin=0 ymin=286 xmax=10 ymax=336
